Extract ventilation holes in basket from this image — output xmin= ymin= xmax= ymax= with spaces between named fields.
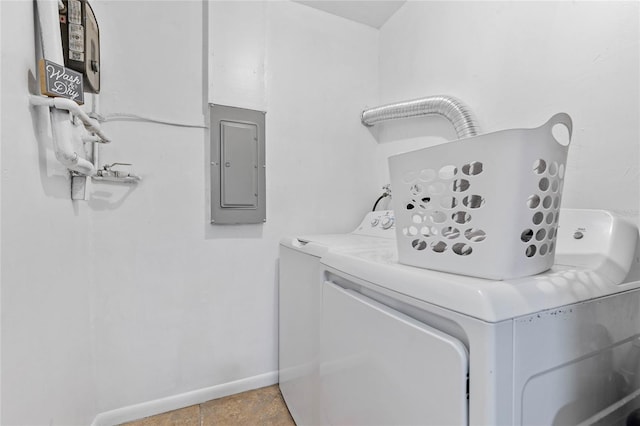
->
xmin=533 ymin=159 xmax=546 ymax=174
xmin=407 ymin=197 xmax=432 ymax=211
xmin=412 ymin=239 xmax=427 ymax=250
xmin=403 ymin=160 xmax=488 ymax=257
xmin=521 ymin=229 xmax=534 ymax=243
xmin=452 ymin=179 xmax=470 ymax=192
xmin=403 ymin=226 xmax=418 ymax=237
xmin=440 ymin=196 xmax=457 ymax=209
xmin=520 ymin=224 xmax=556 ymax=257
xmin=465 ymin=228 xmax=486 ymax=242
xmin=463 ymin=195 xmax=485 ymax=209
xmin=431 ymin=241 xmax=447 ymax=253
xmin=521 ymin=159 xmax=566 ymax=258
xmin=421 ymin=226 xmax=433 ymax=237
xmin=452 ymin=211 xmax=472 ymax=224
xmin=525 ymin=245 xmax=537 ymax=257
xmin=527 ymin=195 xmax=540 ymax=209
xmin=532 ymin=212 xmax=544 ymax=225
xmin=442 ymin=227 xmax=460 ymax=239
xmin=546 ymin=212 xmax=554 ymax=225
xmin=453 ymin=243 xmax=473 ymax=256
xmin=438 ymin=165 xmax=457 ymax=180
xmin=430 ymin=211 xmax=447 ymax=224
xmin=462 ymin=161 xmax=483 ymax=176
xmin=410 ymin=184 xmax=424 ymax=195
xmin=539 ymin=178 xmax=550 ymax=191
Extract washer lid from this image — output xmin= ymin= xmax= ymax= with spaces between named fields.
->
xmin=280 ymin=233 xmax=394 ymax=253
xmin=279 ymin=211 xmax=397 ymax=253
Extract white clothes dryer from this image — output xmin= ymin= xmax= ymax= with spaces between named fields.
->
xmin=278 ymin=210 xmax=397 ymax=425
xmin=318 ymin=209 xmax=640 ymax=425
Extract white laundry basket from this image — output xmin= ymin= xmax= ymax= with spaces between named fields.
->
xmin=389 ymin=113 xmax=573 ymax=280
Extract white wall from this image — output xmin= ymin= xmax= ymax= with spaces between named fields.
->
xmin=1 ymin=1 xmax=97 ymax=424
xmin=1 ymin=0 xmax=379 ymax=424
xmin=89 ymin=0 xmax=377 ymax=417
xmin=377 ymin=1 xmax=639 ymax=225
xmin=210 ymin=1 xmax=380 ymax=235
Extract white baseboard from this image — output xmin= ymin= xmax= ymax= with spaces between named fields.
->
xmin=91 ymin=371 xmax=279 ymax=426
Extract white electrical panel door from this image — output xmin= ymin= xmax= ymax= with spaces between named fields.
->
xmin=210 ymin=104 xmax=265 ymax=224
xmin=220 ymin=121 xmax=258 ymax=208
xmin=320 ymin=281 xmax=469 ymax=426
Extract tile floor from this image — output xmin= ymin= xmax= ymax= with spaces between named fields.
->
xmin=121 ymin=385 xmax=296 ymax=426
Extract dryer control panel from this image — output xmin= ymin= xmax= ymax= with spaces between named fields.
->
xmin=554 ymin=208 xmax=638 ymax=285
xmin=354 ymin=211 xmax=396 ymax=238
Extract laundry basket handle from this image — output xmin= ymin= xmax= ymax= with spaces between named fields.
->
xmin=544 ymin=112 xmax=573 ymax=146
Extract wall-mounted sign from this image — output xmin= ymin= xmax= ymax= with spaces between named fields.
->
xmin=38 ymin=59 xmax=84 ymax=104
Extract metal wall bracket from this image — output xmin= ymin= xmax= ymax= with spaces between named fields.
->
xmin=92 ymin=162 xmax=141 ymax=184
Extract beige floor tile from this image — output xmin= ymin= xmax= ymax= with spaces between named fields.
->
xmin=120 ymin=385 xmax=295 ymax=426
xmin=201 ymin=385 xmax=295 ymax=426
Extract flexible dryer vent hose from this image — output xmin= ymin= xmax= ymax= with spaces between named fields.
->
xmin=361 ymin=95 xmax=481 ymax=139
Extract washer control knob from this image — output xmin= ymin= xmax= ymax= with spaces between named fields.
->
xmin=380 ymin=216 xmax=394 ymax=230
xmin=370 ymin=217 xmax=380 ymax=227
xmin=573 ymin=231 xmax=584 ymax=240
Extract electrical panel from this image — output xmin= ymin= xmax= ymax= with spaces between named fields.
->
xmin=210 ymin=104 xmax=266 ymax=224
xmin=59 ymin=0 xmax=100 ymax=93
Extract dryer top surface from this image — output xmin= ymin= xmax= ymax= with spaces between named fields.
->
xmin=322 ymin=209 xmax=639 ymax=322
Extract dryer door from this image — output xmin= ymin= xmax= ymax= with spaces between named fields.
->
xmin=320 ymin=281 xmax=469 ymax=426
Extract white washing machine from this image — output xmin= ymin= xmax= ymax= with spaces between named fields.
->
xmin=278 ymin=210 xmax=397 ymax=425
xmin=319 ymin=209 xmax=640 ymax=425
